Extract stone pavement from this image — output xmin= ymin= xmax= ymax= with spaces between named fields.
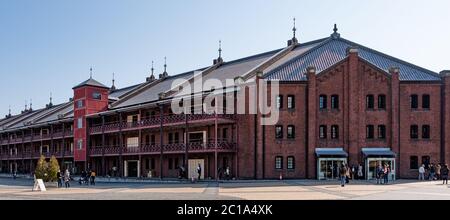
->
xmin=1 ymin=177 xmax=450 ymax=200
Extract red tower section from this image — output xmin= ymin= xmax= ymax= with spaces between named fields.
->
xmin=73 ymin=78 xmax=109 ymax=163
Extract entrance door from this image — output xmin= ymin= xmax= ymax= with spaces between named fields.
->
xmin=366 ymin=158 xmax=395 ymax=180
xmin=318 ymin=158 xmax=347 ymax=180
xmin=127 ymin=161 xmax=138 ymax=177
xmin=188 ymin=159 xmax=205 ymax=180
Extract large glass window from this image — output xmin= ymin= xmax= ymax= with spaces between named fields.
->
xmin=422 ymin=94 xmax=430 ymax=109
xmin=378 ymin=125 xmax=386 ymax=139
xmin=422 ymin=125 xmax=430 ymax=139
xmin=331 ymin=95 xmax=339 ymax=109
xmin=410 ymin=125 xmax=419 ymax=139
xmin=366 ymin=95 xmax=374 ymax=109
xmin=411 ymin=94 xmax=419 ymax=109
xmin=275 ymin=125 xmax=283 ymax=139
xmin=287 ymin=125 xmax=295 ymax=139
xmin=378 ymin=95 xmax=386 ymax=109
xmin=287 ymin=156 xmax=295 ymax=170
xmin=331 ymin=125 xmax=339 ymax=139
xmin=276 ymin=95 xmax=283 ymax=109
xmin=319 ymin=125 xmax=327 ymax=139
xmin=275 ymin=156 xmax=283 ymax=169
xmin=77 ymin=117 xmax=83 ymax=129
xmin=319 ymin=95 xmax=327 ymax=109
xmin=366 ymin=125 xmax=374 ymax=139
xmin=287 ymin=95 xmax=295 ymax=109
xmin=410 ymin=156 xmax=419 ymax=169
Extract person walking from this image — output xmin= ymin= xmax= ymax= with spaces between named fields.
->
xmin=339 ymin=164 xmax=347 ymax=187
xmin=56 ymin=170 xmax=62 ymax=188
xmin=419 ymin=164 xmax=425 ymax=181
xmin=90 ymin=170 xmax=96 ymax=185
xmin=357 ymin=164 xmax=363 ymax=180
xmin=383 ymin=164 xmax=390 ymax=184
xmin=64 ymin=169 xmax=71 ymax=188
xmin=429 ymin=164 xmax=436 ymax=181
xmin=376 ymin=164 xmax=383 ymax=184
xmin=436 ymin=164 xmax=442 ymax=180
xmin=225 ymin=166 xmax=231 ymax=180
xmin=196 ymin=163 xmax=202 ymax=180
xmin=441 ymin=164 xmax=449 ymax=185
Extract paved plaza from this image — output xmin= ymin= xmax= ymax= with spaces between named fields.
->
xmin=1 ymin=177 xmax=450 ymax=200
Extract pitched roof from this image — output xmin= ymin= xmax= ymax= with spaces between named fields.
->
xmin=73 ymin=78 xmax=109 ymax=89
xmin=265 ymin=37 xmax=441 ymax=81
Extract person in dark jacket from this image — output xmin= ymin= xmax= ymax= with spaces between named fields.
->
xmin=339 ymin=164 xmax=347 ymax=187
xmin=441 ymin=164 xmax=449 ymax=185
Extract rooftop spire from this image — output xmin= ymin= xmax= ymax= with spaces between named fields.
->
xmin=47 ymin=92 xmax=53 ymax=108
xmin=331 ymin=23 xmax=340 ymax=39
xmin=146 ymin=61 xmax=156 ymax=82
xmin=218 ymin=40 xmax=222 ymax=58
xmin=160 ymin=57 xmax=168 ymax=79
xmin=111 ymin=73 xmax=116 ymax=91
xmin=89 ymin=67 xmax=93 ymax=79
xmin=7 ymin=105 xmax=11 ymax=118
xmin=29 ymin=98 xmax=32 ymax=111
xmin=287 ymin=17 xmax=299 ymax=46
xmin=151 ymin=61 xmax=155 ymax=75
xmin=293 ymin=17 xmax=297 ymax=39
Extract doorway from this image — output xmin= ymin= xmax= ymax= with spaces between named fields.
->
xmin=317 ymin=158 xmax=347 ymax=180
xmin=188 ymin=159 xmax=205 ymax=180
xmin=125 ymin=161 xmax=139 ymax=177
xmin=366 ymin=158 xmax=395 ymax=180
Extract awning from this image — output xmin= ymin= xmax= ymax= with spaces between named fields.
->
xmin=362 ymin=148 xmax=396 ymax=158
xmin=315 ymin=148 xmax=348 ymax=158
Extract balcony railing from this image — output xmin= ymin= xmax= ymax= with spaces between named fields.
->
xmin=89 ymin=113 xmax=236 ymax=134
xmin=88 ymin=140 xmax=237 ymax=156
xmin=0 ymin=150 xmax=75 ymax=160
xmin=0 ymin=131 xmax=74 ymax=146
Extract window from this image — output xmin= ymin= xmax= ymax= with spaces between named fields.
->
xmin=276 ymin=95 xmax=283 ymax=109
xmin=366 ymin=125 xmax=374 ymax=139
xmin=77 ymin=100 xmax=83 ymax=108
xmin=275 ymin=156 xmax=283 ymax=169
xmin=150 ymin=158 xmax=155 ymax=169
xmin=168 ymin=158 xmax=173 ymax=170
xmin=378 ymin=125 xmax=386 ymax=139
xmin=410 ymin=156 xmax=419 ymax=169
xmin=92 ymin=92 xmax=101 ymax=100
xmin=287 ymin=156 xmax=295 ymax=170
xmin=126 ymin=137 xmax=139 ymax=148
xmin=319 ymin=95 xmax=327 ymax=109
xmin=174 ymin=158 xmax=179 ymax=169
xmin=150 ymin=135 xmax=156 ymax=145
xmin=287 ymin=95 xmax=295 ymax=109
xmin=77 ymin=139 xmax=83 ymax=150
xmin=331 ymin=95 xmax=339 ymax=109
xmin=331 ymin=125 xmax=339 ymax=139
xmin=145 ymin=159 xmax=150 ymax=170
xmin=174 ymin=132 xmax=180 ymax=144
xmin=422 ymin=94 xmax=430 ymax=109
xmin=410 ymin=94 xmax=418 ymax=109
xmin=366 ymin=95 xmax=374 ymax=109
xmin=168 ymin=133 xmax=174 ymax=144
xmin=422 ymin=125 xmax=430 ymax=139
xmin=287 ymin=125 xmax=295 ymax=139
xmin=222 ymin=128 xmax=228 ymax=140
xmin=145 ymin=135 xmax=150 ymax=145
xmin=319 ymin=125 xmax=327 ymax=139
xmin=77 ymin=117 xmax=83 ymax=129
xmin=422 ymin=156 xmax=431 ymax=168
xmin=410 ymin=125 xmax=419 ymax=139
xmin=275 ymin=125 xmax=283 ymax=139
xmin=378 ymin=95 xmax=386 ymax=109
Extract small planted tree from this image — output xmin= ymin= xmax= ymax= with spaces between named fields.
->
xmin=47 ymin=156 xmax=60 ymax=182
xmin=35 ymin=155 xmax=48 ymax=181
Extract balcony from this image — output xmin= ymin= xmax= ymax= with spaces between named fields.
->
xmin=88 ymin=140 xmax=237 ymax=157
xmin=0 ymin=131 xmax=74 ymax=146
xmin=89 ymin=113 xmax=236 ymax=135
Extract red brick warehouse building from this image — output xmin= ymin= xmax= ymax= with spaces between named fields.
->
xmin=1 ymin=25 xmax=449 ymax=180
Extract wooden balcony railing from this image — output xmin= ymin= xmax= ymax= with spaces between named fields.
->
xmin=89 ymin=113 xmax=236 ymax=134
xmin=88 ymin=140 xmax=237 ymax=156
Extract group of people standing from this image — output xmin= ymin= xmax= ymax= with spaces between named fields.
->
xmin=375 ymin=164 xmax=391 ymax=184
xmin=418 ymin=163 xmax=450 ymax=184
xmin=79 ymin=170 xmax=96 ymax=185
xmin=56 ymin=169 xmax=71 ymax=188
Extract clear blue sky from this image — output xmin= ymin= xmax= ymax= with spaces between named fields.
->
xmin=1 ymin=0 xmax=450 ymax=117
